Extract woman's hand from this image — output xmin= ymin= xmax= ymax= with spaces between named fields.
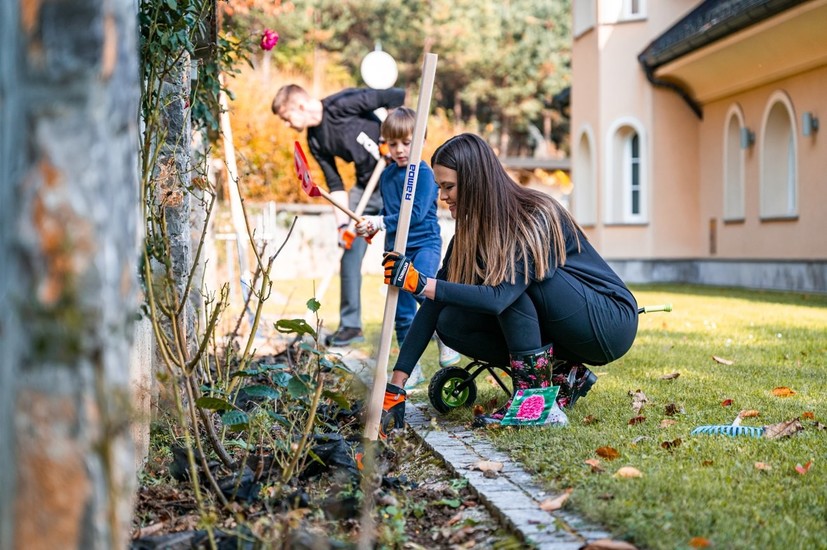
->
xmin=382 ymin=251 xmax=427 ymax=295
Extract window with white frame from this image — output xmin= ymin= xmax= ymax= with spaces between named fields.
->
xmin=573 ymin=129 xmax=597 ymax=225
xmin=622 ymin=0 xmax=646 ymax=20
xmin=760 ymin=93 xmax=797 ymax=219
xmin=606 ymin=121 xmax=647 ymax=224
xmin=723 ymin=107 xmax=745 ymax=221
xmin=573 ymin=0 xmax=596 ymax=37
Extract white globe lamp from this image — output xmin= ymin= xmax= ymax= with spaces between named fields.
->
xmin=360 ymin=47 xmax=398 ymax=90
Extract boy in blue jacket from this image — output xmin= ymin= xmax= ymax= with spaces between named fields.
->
xmin=356 ymin=107 xmax=460 ymax=388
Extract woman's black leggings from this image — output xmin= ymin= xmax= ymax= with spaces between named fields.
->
xmin=435 ymin=273 xmax=638 ymax=366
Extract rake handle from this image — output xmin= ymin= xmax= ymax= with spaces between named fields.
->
xmin=639 ymin=304 xmax=672 ymax=314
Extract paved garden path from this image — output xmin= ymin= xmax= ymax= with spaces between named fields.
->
xmin=334 ymin=345 xmax=617 ymax=549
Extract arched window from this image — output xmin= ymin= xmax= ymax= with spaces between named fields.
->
xmin=573 ymin=128 xmax=596 ymax=225
xmin=723 ymin=106 xmax=746 ymax=221
xmin=605 ymin=119 xmax=647 ymax=224
xmin=760 ymin=92 xmax=797 ymax=219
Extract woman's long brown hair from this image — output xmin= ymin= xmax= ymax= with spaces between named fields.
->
xmin=431 ymin=133 xmax=581 ymax=285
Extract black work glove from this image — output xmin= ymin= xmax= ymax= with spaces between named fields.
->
xmin=382 ymin=251 xmax=426 ymax=296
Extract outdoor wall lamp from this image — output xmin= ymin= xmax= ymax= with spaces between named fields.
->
xmin=740 ymin=127 xmax=755 ymax=149
xmin=802 ymin=111 xmax=819 ymax=137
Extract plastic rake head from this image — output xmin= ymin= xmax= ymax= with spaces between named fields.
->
xmin=690 ymin=425 xmax=765 ymax=437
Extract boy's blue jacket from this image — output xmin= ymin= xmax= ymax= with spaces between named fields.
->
xmin=379 ymin=161 xmax=441 ymax=251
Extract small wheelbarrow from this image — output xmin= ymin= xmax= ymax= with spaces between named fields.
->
xmin=427 ymin=304 xmax=672 ymax=414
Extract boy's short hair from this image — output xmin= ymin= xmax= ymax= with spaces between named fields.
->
xmin=272 ymin=84 xmax=308 ymax=115
xmin=381 ymin=107 xmax=419 ymax=140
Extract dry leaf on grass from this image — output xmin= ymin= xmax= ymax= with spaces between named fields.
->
xmin=689 ymin=537 xmax=712 ymax=548
xmin=771 ymin=386 xmax=797 ymax=397
xmin=659 ymin=372 xmax=680 ymax=380
xmin=720 ymin=398 xmax=733 ymax=407
xmin=664 ymin=403 xmax=682 ymax=416
xmin=539 ymin=488 xmax=573 ymax=511
xmin=585 ymin=458 xmax=604 ymax=472
xmin=582 ymin=539 xmax=638 ymax=550
xmin=628 ymin=390 xmax=648 ymax=414
xmin=739 ymin=409 xmax=760 ymax=418
xmin=812 ymin=421 xmax=827 ymax=431
xmin=628 ymin=416 xmax=646 ymax=425
xmin=802 ymin=411 xmax=815 ymax=420
xmin=469 ymin=460 xmax=504 ymax=473
xmin=754 ymin=462 xmax=772 ymax=471
xmin=583 ymin=415 xmax=598 ymax=425
xmin=661 ymin=438 xmax=682 ymax=450
xmin=596 ymin=446 xmax=620 ymax=460
xmin=763 ymin=418 xmax=804 ymax=439
xmin=614 ymin=466 xmax=643 ymax=478
xmin=795 ymin=460 xmax=813 ymax=475
xmin=712 ymin=355 xmax=734 ymax=365
xmin=659 ymin=419 xmax=677 ymax=428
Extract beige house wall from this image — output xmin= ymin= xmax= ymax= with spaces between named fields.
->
xmin=702 ymin=66 xmax=827 ymax=259
xmin=572 ymin=0 xmax=827 ymax=291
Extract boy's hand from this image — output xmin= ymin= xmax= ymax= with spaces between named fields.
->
xmin=383 ymin=251 xmax=426 ymax=295
xmin=356 ymin=215 xmax=384 ymax=237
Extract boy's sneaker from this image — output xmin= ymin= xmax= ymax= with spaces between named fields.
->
xmin=324 ymin=327 xmax=365 ymax=347
xmin=404 ymin=363 xmax=426 ymax=390
xmin=437 ymin=339 xmax=461 ymax=367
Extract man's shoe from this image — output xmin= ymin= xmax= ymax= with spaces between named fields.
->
xmin=404 ymin=363 xmax=426 ymax=390
xmin=438 ymin=341 xmax=461 ymax=368
xmin=324 ymin=327 xmax=365 ymax=347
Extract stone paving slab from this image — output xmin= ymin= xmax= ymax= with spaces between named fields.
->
xmin=407 ymin=403 xmax=614 ymax=549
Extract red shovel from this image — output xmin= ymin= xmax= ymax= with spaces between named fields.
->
xmin=294 ymin=141 xmax=363 ymax=224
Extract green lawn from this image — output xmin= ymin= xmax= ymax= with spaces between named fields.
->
xmin=276 ymin=279 xmax=827 ymax=549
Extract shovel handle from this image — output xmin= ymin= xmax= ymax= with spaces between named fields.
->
xmin=315 ymin=187 xmax=362 ymax=223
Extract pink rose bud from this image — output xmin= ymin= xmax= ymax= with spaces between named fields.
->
xmin=260 ymin=29 xmax=279 ymax=51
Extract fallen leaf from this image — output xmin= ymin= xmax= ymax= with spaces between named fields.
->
xmin=659 ymin=419 xmax=677 ymax=428
xmin=659 ymin=372 xmax=680 ymax=380
xmin=771 ymin=386 xmax=797 ymax=397
xmin=583 ymin=415 xmax=598 ymax=425
xmin=614 ymin=466 xmax=643 ymax=478
xmin=802 ymin=411 xmax=815 ymax=420
xmin=754 ymin=462 xmax=772 ymax=471
xmin=628 ymin=390 xmax=648 ymax=414
xmin=763 ymin=418 xmax=804 ymax=440
xmin=664 ymin=403 xmax=681 ymax=416
xmin=473 ymin=404 xmax=485 ymax=417
xmin=628 ymin=416 xmax=646 ymax=425
xmin=470 ymin=460 xmax=503 ymax=473
xmin=597 ymin=493 xmax=615 ymax=500
xmin=795 ymin=460 xmax=813 ymax=475
xmin=712 ymin=355 xmax=734 ymax=365
xmin=661 ymin=438 xmax=682 ymax=450
xmin=355 ymin=452 xmax=364 ymax=471
xmin=739 ymin=409 xmax=760 ymax=418
xmin=582 ymin=539 xmax=638 ymax=550
xmin=584 ymin=459 xmax=604 ymax=472
xmin=539 ymin=488 xmax=573 ymax=511
xmin=596 ymin=446 xmax=620 ymax=460
xmin=812 ymin=421 xmax=827 ymax=431
xmin=720 ymin=398 xmax=733 ymax=407
xmin=447 ymin=512 xmax=463 ymax=526
xmin=701 ymin=460 xmax=714 ymax=467
xmin=689 ymin=537 xmax=712 ymax=548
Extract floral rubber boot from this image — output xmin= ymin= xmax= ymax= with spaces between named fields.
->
xmin=488 ymin=344 xmax=552 ymax=419
xmin=551 ymin=360 xmax=598 ymax=409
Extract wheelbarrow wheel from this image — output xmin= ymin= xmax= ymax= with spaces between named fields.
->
xmin=428 ymin=366 xmax=478 ymax=414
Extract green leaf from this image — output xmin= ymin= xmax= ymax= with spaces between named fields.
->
xmin=243 ymin=385 xmax=280 ymax=400
xmin=164 ymin=0 xmax=177 ymax=10
xmin=258 ymin=362 xmax=288 ymax=372
xmin=221 ymin=410 xmax=249 ymax=431
xmin=195 ymin=396 xmax=234 ymax=411
xmin=299 ymin=342 xmax=322 ymax=355
xmin=306 ymin=297 xmax=321 ymax=312
xmin=266 ymin=410 xmax=291 ymax=427
xmin=275 ymin=318 xmax=317 ymax=338
xmin=322 ymin=390 xmax=351 ymax=410
xmin=287 ymin=375 xmax=311 ymax=398
xmin=270 ymin=371 xmax=293 ymax=387
xmin=435 ymin=498 xmax=462 ymax=508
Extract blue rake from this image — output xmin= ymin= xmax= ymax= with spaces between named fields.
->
xmin=691 ymin=416 xmax=765 ymax=438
